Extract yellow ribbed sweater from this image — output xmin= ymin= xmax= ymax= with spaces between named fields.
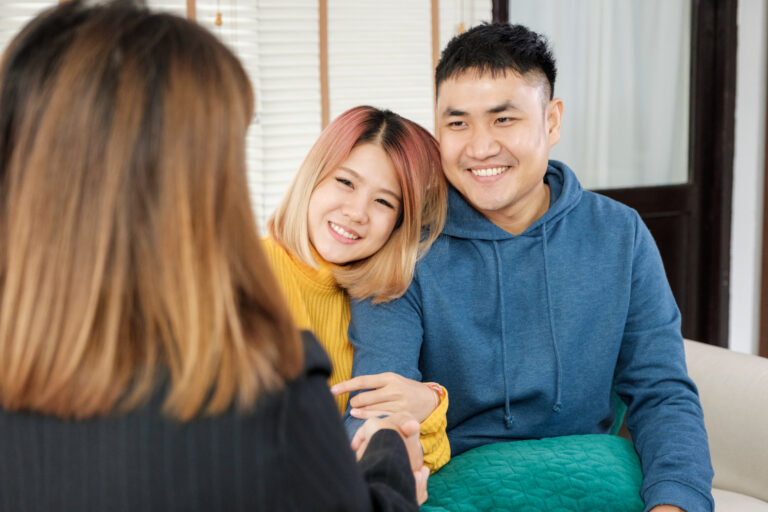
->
xmin=263 ymin=237 xmax=450 ymax=471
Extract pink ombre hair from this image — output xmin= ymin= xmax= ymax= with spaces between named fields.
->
xmin=269 ymin=106 xmax=447 ymax=302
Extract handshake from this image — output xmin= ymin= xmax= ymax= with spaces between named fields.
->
xmin=351 ymin=412 xmax=431 ymax=506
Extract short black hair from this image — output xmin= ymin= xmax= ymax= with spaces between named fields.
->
xmin=435 ymin=23 xmax=557 ymax=100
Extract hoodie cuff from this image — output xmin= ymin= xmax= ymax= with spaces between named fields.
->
xmin=642 ymin=480 xmax=713 ymax=512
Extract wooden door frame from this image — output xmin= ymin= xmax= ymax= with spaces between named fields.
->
xmin=493 ymin=0 xmax=736 ymax=347
xmin=686 ymin=0 xmax=736 ymax=347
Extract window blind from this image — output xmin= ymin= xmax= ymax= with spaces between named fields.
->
xmin=327 ymin=0 xmax=434 ymax=133
xmin=146 ymin=0 xmax=320 ymax=229
xmin=247 ymin=0 xmax=321 ymax=228
xmin=2 ymin=1 xmax=492 ymax=229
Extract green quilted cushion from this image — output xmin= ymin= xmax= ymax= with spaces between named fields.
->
xmin=421 ymin=434 xmax=644 ymax=512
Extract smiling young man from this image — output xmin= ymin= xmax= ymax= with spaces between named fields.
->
xmin=345 ymin=24 xmax=713 ymax=512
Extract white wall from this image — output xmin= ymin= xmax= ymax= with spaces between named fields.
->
xmin=729 ymin=0 xmax=767 ymax=355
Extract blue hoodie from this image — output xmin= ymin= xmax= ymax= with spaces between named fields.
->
xmin=347 ymin=161 xmax=713 ymax=512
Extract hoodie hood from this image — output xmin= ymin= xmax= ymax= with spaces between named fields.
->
xmin=442 ymin=160 xmax=583 ymax=240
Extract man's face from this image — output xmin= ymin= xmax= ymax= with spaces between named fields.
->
xmin=436 ymin=71 xmax=562 ymax=228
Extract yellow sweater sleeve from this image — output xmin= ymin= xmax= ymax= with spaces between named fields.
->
xmin=420 ymin=387 xmax=451 ymax=472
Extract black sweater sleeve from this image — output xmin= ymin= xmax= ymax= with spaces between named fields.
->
xmin=358 ymin=429 xmax=419 ymax=511
xmin=274 ymin=331 xmax=418 ymax=511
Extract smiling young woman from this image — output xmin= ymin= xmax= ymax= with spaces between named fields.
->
xmin=269 ymin=106 xmax=446 ymax=302
xmin=306 ymin=142 xmax=402 ymax=266
xmin=265 ymin=105 xmax=452 ymax=472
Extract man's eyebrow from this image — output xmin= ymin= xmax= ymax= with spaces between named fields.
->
xmin=441 ymin=102 xmax=520 ymax=117
xmin=487 ymin=102 xmax=519 ymax=114
xmin=442 ymin=107 xmax=467 ymax=117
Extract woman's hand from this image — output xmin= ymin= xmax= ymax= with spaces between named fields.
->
xmin=413 ymin=465 xmax=430 ymax=505
xmin=350 ymin=412 xmax=430 ymax=505
xmin=332 ymin=372 xmax=439 ymax=422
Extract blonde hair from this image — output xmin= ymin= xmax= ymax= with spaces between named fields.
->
xmin=269 ymin=106 xmax=447 ymax=302
xmin=0 ymin=1 xmax=302 ymax=421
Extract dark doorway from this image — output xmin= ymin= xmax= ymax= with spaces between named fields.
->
xmin=493 ymin=0 xmax=736 ymax=347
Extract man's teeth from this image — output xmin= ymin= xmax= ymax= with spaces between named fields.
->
xmin=330 ymin=222 xmax=359 ymax=240
xmin=470 ymin=166 xmax=507 ymax=177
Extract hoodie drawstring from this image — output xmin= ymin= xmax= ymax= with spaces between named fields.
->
xmin=493 ymin=240 xmax=514 ymax=428
xmin=541 ymin=224 xmax=563 ymax=412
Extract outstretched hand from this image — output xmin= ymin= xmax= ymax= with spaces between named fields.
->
xmin=332 ymin=372 xmax=438 ymax=422
xmin=350 ymin=412 xmax=430 ymax=505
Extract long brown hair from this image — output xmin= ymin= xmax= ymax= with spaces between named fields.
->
xmin=0 ymin=0 xmax=302 ymax=421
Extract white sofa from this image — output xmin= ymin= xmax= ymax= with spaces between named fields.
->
xmin=683 ymin=339 xmax=768 ymax=511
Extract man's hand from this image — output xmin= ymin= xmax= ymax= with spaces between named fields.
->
xmin=349 ymin=412 xmax=430 ymax=505
xmin=332 ymin=372 xmax=439 ymax=422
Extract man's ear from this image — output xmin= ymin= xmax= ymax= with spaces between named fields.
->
xmin=546 ymin=98 xmax=563 ymax=148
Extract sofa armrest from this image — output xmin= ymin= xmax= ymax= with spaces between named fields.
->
xmin=684 ymin=339 xmax=768 ymax=502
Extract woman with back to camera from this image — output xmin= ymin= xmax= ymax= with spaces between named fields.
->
xmin=0 ymin=1 xmax=425 ymax=510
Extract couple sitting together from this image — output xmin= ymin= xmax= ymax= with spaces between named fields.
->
xmin=266 ymin=18 xmax=714 ymax=512
xmin=0 ymin=1 xmax=713 ymax=511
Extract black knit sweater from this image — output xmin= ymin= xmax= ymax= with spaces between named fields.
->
xmin=0 ymin=332 xmax=417 ymax=511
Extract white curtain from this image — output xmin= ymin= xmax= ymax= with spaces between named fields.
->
xmin=508 ymin=0 xmax=691 ymax=189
